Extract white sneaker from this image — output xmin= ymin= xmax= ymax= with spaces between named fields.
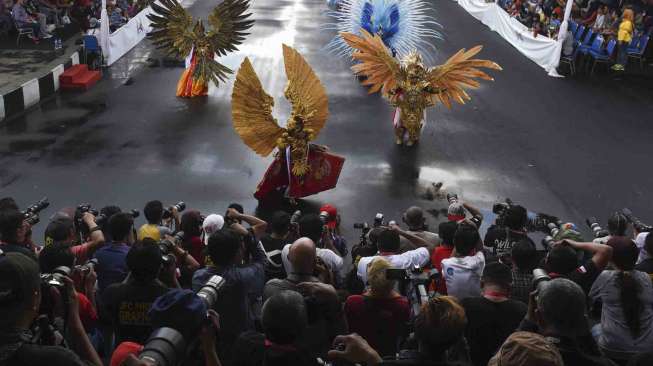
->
xmin=41 ymin=33 xmax=53 ymax=39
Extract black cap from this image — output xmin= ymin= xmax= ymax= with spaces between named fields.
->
xmin=44 ymin=217 xmax=74 ymax=246
xmin=0 ymin=252 xmax=40 ymax=326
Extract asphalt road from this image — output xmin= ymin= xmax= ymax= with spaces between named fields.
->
xmin=1 ymin=0 xmax=652 ymax=244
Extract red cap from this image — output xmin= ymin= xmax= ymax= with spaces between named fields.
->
xmin=110 ymin=342 xmax=144 ymax=366
xmin=319 ymin=204 xmax=338 ymax=229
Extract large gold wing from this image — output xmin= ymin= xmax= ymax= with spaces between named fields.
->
xmin=282 ymin=44 xmax=329 ymax=138
xmin=340 ymin=30 xmax=402 ymax=96
xmin=147 ymin=0 xmax=195 ymax=59
xmin=207 ymin=0 xmax=254 ymax=57
xmin=427 ymin=46 xmax=502 ymax=109
xmin=231 ymin=57 xmax=284 ymax=157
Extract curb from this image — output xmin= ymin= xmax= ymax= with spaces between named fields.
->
xmin=0 ymin=49 xmax=81 ymax=123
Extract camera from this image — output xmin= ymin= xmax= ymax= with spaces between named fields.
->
xmin=319 ymin=211 xmax=330 ymax=225
xmin=493 ymin=198 xmax=560 ymax=234
xmin=162 ymin=202 xmax=186 ymax=220
xmin=196 ymin=275 xmax=225 ymax=309
xmin=532 ymin=268 xmax=551 ymax=292
xmin=22 ymin=197 xmax=49 ymax=225
xmin=74 ymin=258 xmax=98 ymax=274
xmin=541 ymin=222 xmax=562 ymax=249
xmin=386 ymin=265 xmax=440 ymax=316
xmin=621 ymin=208 xmax=652 ymax=233
xmin=159 ymin=231 xmax=185 ymax=264
xmin=585 ymin=217 xmax=609 ymax=238
xmin=139 ymin=327 xmax=187 ymax=366
xmin=447 ymin=193 xmax=459 ymax=204
xmin=40 ymin=266 xmax=72 ymax=288
xmin=95 ymin=209 xmax=140 ymax=227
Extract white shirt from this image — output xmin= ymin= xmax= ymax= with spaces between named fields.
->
xmin=441 ymin=251 xmax=485 ymax=301
xmin=636 ymin=232 xmax=650 ymax=264
xmin=281 ymin=243 xmax=343 ymax=275
xmin=356 ymin=247 xmax=430 ymax=284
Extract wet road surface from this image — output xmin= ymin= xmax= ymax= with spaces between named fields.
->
xmin=1 ymin=0 xmax=653 ymax=243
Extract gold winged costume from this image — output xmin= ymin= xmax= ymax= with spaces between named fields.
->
xmin=231 ymin=45 xmax=345 ymax=200
xmin=147 ymin=0 xmax=253 ymax=97
xmin=342 ymin=30 xmax=502 ymax=146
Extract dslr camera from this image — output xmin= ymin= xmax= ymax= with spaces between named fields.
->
xmin=585 ymin=217 xmax=610 ymax=238
xmin=95 ymin=209 xmax=140 ymax=227
xmin=74 ymin=258 xmax=98 ymax=274
xmin=138 ymin=275 xmax=225 ymax=366
xmin=493 ymin=198 xmax=560 ymax=234
xmin=386 ymin=265 xmax=440 ymax=316
xmin=162 ymin=202 xmax=186 ymax=220
xmin=40 ymin=266 xmax=72 ymax=289
xmin=158 ymin=231 xmax=185 ymax=265
xmin=622 ymin=208 xmax=652 ymax=233
xmin=22 ymin=197 xmax=49 ymax=226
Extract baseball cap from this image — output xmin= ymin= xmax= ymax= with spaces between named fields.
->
xmin=110 ymin=341 xmax=143 ymax=366
xmin=202 ymin=214 xmax=225 ymax=245
xmin=488 ymin=331 xmax=563 ymax=366
xmin=447 ymin=202 xmax=466 ymax=222
xmin=0 ymin=252 xmax=41 ymax=326
xmin=44 ymin=217 xmax=74 ymax=246
xmin=149 ymin=289 xmax=207 ymax=340
xmin=319 ymin=204 xmax=337 ymax=229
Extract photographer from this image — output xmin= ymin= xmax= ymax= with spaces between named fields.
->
xmin=357 ymin=228 xmax=430 ymax=284
xmin=635 ymin=233 xmax=653 ymax=274
xmin=345 ymin=257 xmax=409 ymax=357
xmin=518 ymin=278 xmax=614 ymax=365
xmin=592 ymin=212 xmax=629 ymax=245
xmin=510 ymin=239 xmax=538 ymax=304
xmin=431 ymin=221 xmax=458 ymax=295
xmin=180 ymin=210 xmax=206 ymax=266
xmin=102 ymin=240 xmax=171 ymax=345
xmin=398 ymin=206 xmax=441 ymax=252
xmin=232 ymin=291 xmax=320 ymax=366
xmin=192 ymin=228 xmax=266 ymax=362
xmin=38 ymin=244 xmax=99 ymax=332
xmin=93 ymin=212 xmax=133 ymax=294
xmin=261 ymin=211 xmax=291 ymax=281
xmin=281 ymin=214 xmax=344 ymax=276
xmin=328 ymin=296 xmax=469 ymax=365
xmin=460 ymin=262 xmax=527 ymax=366
xmin=264 ymin=237 xmax=346 ymax=359
xmin=320 ymin=204 xmax=348 ymax=257
xmin=0 ymin=208 xmax=37 ymax=260
xmin=44 ymin=213 xmax=105 ymax=264
xmin=0 ymin=252 xmax=102 ymax=366
xmin=484 ymin=205 xmax=535 ymax=265
xmin=441 ymin=221 xmax=486 ymax=300
xmin=225 ymin=204 xmax=268 ymax=242
xmin=0 ymin=198 xmax=38 ymax=253
xmin=137 ymin=200 xmax=178 ymax=241
xmin=545 ymin=239 xmax=612 ymax=294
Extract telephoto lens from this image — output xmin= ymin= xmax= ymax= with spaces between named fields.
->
xmin=585 ymin=217 xmax=609 ymax=238
xmin=139 ymin=327 xmax=187 ymax=366
xmin=130 ymin=209 xmax=140 ymax=218
xmin=173 ymin=231 xmax=185 ymax=244
xmin=196 ymin=275 xmax=226 ymax=308
xmin=24 ymin=197 xmax=49 ymax=215
xmin=532 ymin=268 xmax=551 ymax=292
xmin=24 ymin=213 xmax=40 ymax=226
xmin=163 ymin=202 xmax=186 ymax=219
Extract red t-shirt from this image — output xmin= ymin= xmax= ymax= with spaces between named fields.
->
xmin=344 ymin=295 xmax=410 ymax=357
xmin=77 ymin=292 xmax=98 ymax=331
xmin=431 ymin=245 xmax=453 ymax=294
xmin=184 ymin=236 xmax=205 ymax=267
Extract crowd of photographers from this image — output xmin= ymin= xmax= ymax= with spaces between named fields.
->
xmin=0 ymin=194 xmax=652 ymax=366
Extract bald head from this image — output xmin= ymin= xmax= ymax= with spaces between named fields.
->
xmin=405 ymin=206 xmax=425 ymax=229
xmin=288 ymin=237 xmax=316 ymax=274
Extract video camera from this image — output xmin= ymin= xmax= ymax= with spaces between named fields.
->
xmin=386 ymin=265 xmax=440 ymax=316
xmin=353 ymin=213 xmax=386 ymax=232
xmin=22 ymin=197 xmax=49 ymax=226
xmin=493 ymin=198 xmax=560 ymax=234
xmin=585 ymin=217 xmax=610 ymax=239
xmin=138 ymin=275 xmax=225 ymax=366
xmin=162 ymin=202 xmax=186 ymax=220
xmin=95 ymin=209 xmax=140 ymax=227
xmin=622 ymin=208 xmax=652 ymax=233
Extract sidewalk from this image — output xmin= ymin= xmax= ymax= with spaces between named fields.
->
xmin=0 ymin=36 xmax=81 ymax=122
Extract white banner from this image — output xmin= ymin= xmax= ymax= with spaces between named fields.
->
xmin=456 ymin=0 xmax=564 ymax=75
xmin=105 ymin=6 xmax=154 ymax=65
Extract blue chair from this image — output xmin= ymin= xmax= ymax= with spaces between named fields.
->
xmin=628 ymin=35 xmax=649 ymax=69
xmin=577 ymin=29 xmax=597 ymax=55
xmin=589 ymin=38 xmax=616 ymax=75
xmin=627 ymin=34 xmax=640 ymax=53
xmin=83 ymin=35 xmax=103 ymax=69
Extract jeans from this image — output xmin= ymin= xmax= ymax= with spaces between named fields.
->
xmin=617 ymin=41 xmax=629 ymax=66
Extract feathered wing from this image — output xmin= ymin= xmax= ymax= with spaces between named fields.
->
xmin=147 ymin=0 xmax=195 ymax=59
xmin=207 ymin=0 xmax=255 ymax=56
xmin=426 ymin=46 xmax=502 ymax=109
xmin=324 ymin=0 xmax=440 ymax=60
xmin=282 ymin=44 xmax=329 ymax=138
xmin=231 ymin=57 xmax=284 ymax=157
xmin=341 ymin=30 xmax=402 ymax=95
